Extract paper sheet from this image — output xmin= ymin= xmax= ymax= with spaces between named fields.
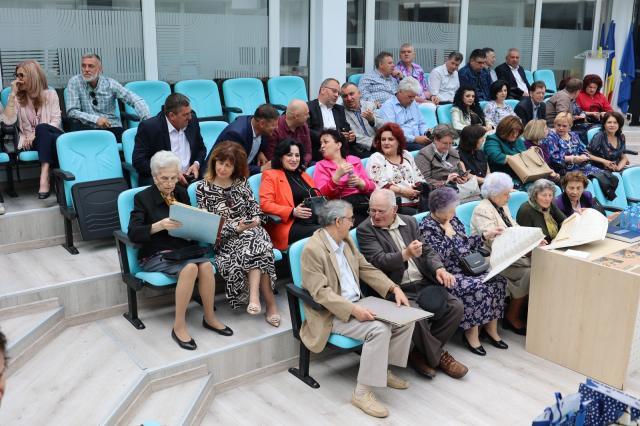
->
xmin=546 ymin=208 xmax=608 ymax=250
xmin=482 ymin=226 xmax=545 ymax=282
xmin=168 ymin=202 xmax=224 ymax=245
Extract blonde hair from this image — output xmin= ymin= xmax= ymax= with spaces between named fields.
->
xmin=554 ymin=112 xmax=574 ymax=127
xmin=523 ymin=119 xmax=547 ymax=143
xmin=15 ymin=60 xmax=49 ymax=111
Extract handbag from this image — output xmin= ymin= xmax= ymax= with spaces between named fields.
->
xmin=302 ymin=187 xmax=327 ymax=224
xmin=578 ymin=378 xmax=640 ymax=426
xmin=532 ymin=392 xmax=590 ymax=426
xmin=342 ymin=193 xmax=369 ymax=215
xmin=162 ymin=245 xmax=210 ymax=261
xmin=506 ymin=146 xmax=553 ymax=183
xmin=453 ymin=244 xmax=490 ymax=276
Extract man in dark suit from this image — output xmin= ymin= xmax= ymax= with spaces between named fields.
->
xmin=514 ymin=81 xmax=547 ymax=126
xmin=458 ymin=49 xmax=492 ymax=101
xmin=307 ymin=78 xmax=355 ymax=160
xmin=205 ymin=104 xmax=279 ymax=175
xmin=133 ymin=93 xmax=206 ymax=186
xmin=357 ymin=189 xmax=468 ymax=380
xmin=495 ymin=48 xmax=531 ymax=100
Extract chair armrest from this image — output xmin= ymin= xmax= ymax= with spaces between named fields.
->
xmin=286 ymin=284 xmax=323 ymax=311
xmin=267 ymin=214 xmax=282 ymax=224
xmin=121 ymin=161 xmax=137 ymax=174
xmin=114 ymin=230 xmax=142 ymax=249
xmin=52 ymin=168 xmax=76 ymax=181
xmin=196 ymin=115 xmax=226 ymax=122
xmin=222 ymin=106 xmax=242 ymax=114
xmin=121 ymin=112 xmax=140 ymax=122
xmin=627 ymin=197 xmax=640 ymax=204
xmin=603 ymin=205 xmax=624 ymax=212
xmin=273 ymin=104 xmax=286 ymax=112
xmin=624 ymin=149 xmax=638 ymax=156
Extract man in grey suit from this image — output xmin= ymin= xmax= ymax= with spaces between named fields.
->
xmin=357 ymin=189 xmax=468 ymax=380
xmin=341 ymin=82 xmax=383 ymax=157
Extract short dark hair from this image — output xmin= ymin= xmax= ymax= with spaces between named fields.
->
xmin=496 ymin=116 xmax=524 ymax=140
xmin=582 ymin=74 xmax=604 ymax=92
xmin=271 ymin=139 xmax=305 ymax=173
xmin=253 ymin=104 xmax=279 ymax=121
xmin=375 ymin=51 xmax=393 ymax=68
xmin=164 ymin=93 xmax=190 ymax=115
xmin=448 ymin=51 xmax=464 ymax=62
xmin=489 ymin=79 xmax=509 ymax=101
xmin=340 ymin=82 xmax=358 ymax=93
xmin=530 ymin=81 xmax=547 ymax=92
xmin=482 ymin=47 xmax=495 ymax=55
xmin=564 ymin=78 xmax=583 ymax=93
xmin=459 ymin=125 xmax=487 ymax=153
xmin=204 ymin=141 xmax=249 ymax=182
xmin=602 ymin=111 xmax=625 ymax=137
xmin=469 ymin=49 xmax=486 ymax=61
xmin=319 ymin=129 xmax=348 ymax=159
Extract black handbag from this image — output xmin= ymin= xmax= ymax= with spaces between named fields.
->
xmin=303 ymin=187 xmax=327 ymax=223
xmin=416 ymin=284 xmax=450 ymax=321
xmin=162 ymin=245 xmax=210 ymax=261
xmin=453 ymin=243 xmax=490 ymax=276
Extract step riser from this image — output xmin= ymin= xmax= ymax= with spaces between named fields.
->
xmin=0 ymin=298 xmax=61 ymax=320
xmin=7 ymin=307 xmax=64 ymax=363
xmin=7 ymin=320 xmax=65 ymax=376
xmin=181 ymin=373 xmax=216 ymax=426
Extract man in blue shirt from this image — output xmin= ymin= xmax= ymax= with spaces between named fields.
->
xmin=458 ymin=49 xmax=492 ymax=102
xmin=379 ymin=77 xmax=430 ymax=151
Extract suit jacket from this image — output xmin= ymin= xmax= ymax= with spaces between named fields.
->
xmin=133 ymin=110 xmax=206 ymax=181
xmin=495 ymin=63 xmax=531 ymax=100
xmin=514 ymin=96 xmax=546 ymax=126
xmin=307 ymin=99 xmax=351 ymax=160
xmin=206 ymin=115 xmax=267 ymax=175
xmin=356 ymin=214 xmax=443 ymax=286
xmin=300 ymin=229 xmax=395 ymax=353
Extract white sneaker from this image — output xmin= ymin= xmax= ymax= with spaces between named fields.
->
xmin=0 ymin=203 xmax=5 ymax=215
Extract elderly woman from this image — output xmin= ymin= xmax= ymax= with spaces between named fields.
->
xmin=517 ymin=179 xmax=567 ymax=243
xmin=554 ymin=171 xmax=606 ymax=217
xmin=576 ymin=74 xmax=613 ymax=122
xmin=419 ymin=187 xmax=507 ymax=356
xmin=588 ymin=111 xmax=629 ymax=171
xmin=483 ymin=116 xmax=527 ymax=188
xmin=4 ymin=60 xmax=63 ymax=198
xmin=523 ymin=119 xmax=550 ymax=161
xmin=470 ymin=172 xmax=531 ymax=335
xmin=196 ymin=141 xmax=279 ymax=326
xmin=260 ymin=139 xmax=321 ymax=250
xmin=540 ymin=112 xmax=602 ymax=177
xmin=451 ymin=86 xmax=492 ymax=132
xmin=415 ymin=124 xmax=467 ymax=188
xmin=483 ymin=80 xmax=517 ymax=128
xmin=128 ymin=151 xmax=232 ymax=350
xmin=396 ymin=43 xmax=435 ymax=107
xmin=367 ymin=123 xmax=427 ymax=215
xmin=313 ymin=129 xmax=376 ymax=225
xmin=458 ymin=125 xmax=489 ymax=185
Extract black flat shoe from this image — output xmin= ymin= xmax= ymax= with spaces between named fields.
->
xmin=480 ymin=330 xmax=509 ymax=349
xmin=501 ymin=318 xmax=527 ymax=336
xmin=202 ymin=317 xmax=233 ymax=336
xmin=171 ymin=329 xmax=197 ymax=350
xmin=463 ymin=335 xmax=486 ymax=356
xmin=38 ymin=190 xmax=51 ymax=200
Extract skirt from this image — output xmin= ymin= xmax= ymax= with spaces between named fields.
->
xmin=141 ymin=252 xmax=211 ymax=278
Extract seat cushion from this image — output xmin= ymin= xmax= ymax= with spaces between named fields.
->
xmin=134 ymin=271 xmax=177 ymax=287
xmin=273 ymin=249 xmax=283 ymax=262
xmin=18 ymin=151 xmax=38 ymax=162
xmin=328 ymin=333 xmax=363 ymax=349
xmin=0 ymin=153 xmax=8 ymax=163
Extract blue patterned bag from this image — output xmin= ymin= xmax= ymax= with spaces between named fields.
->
xmin=579 ymin=379 xmax=640 ymax=426
xmin=533 ymin=392 xmax=589 ymax=426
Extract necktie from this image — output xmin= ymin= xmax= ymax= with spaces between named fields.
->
xmin=354 ymin=110 xmax=369 ymax=136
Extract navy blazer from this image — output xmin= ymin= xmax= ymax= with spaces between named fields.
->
xmin=205 ymin=115 xmax=267 ymax=175
xmin=495 ymin=63 xmax=531 ymax=100
xmin=514 ymin=96 xmax=547 ymax=126
xmin=133 ymin=110 xmax=206 ymax=182
xmin=307 ymin=99 xmax=351 ymax=160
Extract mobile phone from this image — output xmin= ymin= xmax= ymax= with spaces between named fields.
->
xmin=243 ymin=219 xmax=254 ymax=225
xmin=460 ymin=171 xmax=469 ymax=177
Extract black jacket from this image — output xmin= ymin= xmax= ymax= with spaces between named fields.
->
xmin=495 ymin=63 xmax=531 ymax=100
xmin=307 ymin=99 xmax=351 ymax=160
xmin=516 ymin=202 xmax=567 ymax=243
xmin=133 ymin=111 xmax=206 ymax=183
xmin=514 ymin=96 xmax=547 ymax=126
xmin=205 ymin=115 xmax=267 ymax=175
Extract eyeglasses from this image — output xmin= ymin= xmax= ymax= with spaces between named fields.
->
xmin=89 ymin=90 xmax=98 ymax=106
xmin=367 ymin=207 xmax=392 ymax=216
xmin=14 ymin=72 xmax=24 ymax=79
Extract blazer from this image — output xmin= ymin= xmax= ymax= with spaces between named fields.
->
xmin=206 ymin=115 xmax=267 ymax=175
xmin=356 ymin=214 xmax=444 ymax=285
xmin=127 ymin=184 xmax=197 ymax=260
xmin=259 ymin=168 xmax=316 ymax=250
xmin=5 ymin=89 xmax=62 ymax=148
xmin=470 ymin=199 xmax=518 ymax=248
xmin=133 ymin=111 xmax=206 ymax=181
xmin=514 ymin=97 xmax=546 ymax=126
xmin=495 ymin=63 xmax=531 ymax=100
xmin=415 ymin=143 xmax=464 ymax=186
xmin=313 ymin=155 xmax=376 ymax=199
xmin=300 ymin=229 xmax=395 ymax=353
xmin=554 ymin=191 xmax=604 ymax=217
xmin=307 ymin=99 xmax=351 ymax=160
xmin=516 ymin=201 xmax=567 ymax=242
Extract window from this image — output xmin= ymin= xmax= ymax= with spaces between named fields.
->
xmin=347 ymin=0 xmax=366 ymax=76
xmin=280 ymin=0 xmax=309 ymax=80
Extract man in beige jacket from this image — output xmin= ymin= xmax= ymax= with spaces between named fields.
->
xmin=300 ymin=200 xmax=414 ymax=418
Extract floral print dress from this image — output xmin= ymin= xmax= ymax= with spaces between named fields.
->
xmin=366 ymin=150 xmax=426 ymax=204
xmin=419 ymin=215 xmax=506 ymax=330
xmin=541 ymin=131 xmax=602 ymax=176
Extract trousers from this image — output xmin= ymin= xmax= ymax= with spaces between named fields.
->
xmin=33 ymin=123 xmax=63 ymax=165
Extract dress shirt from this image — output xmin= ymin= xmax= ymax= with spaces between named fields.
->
xmin=249 ymin=124 xmax=261 ymax=164
xmin=395 ymin=61 xmax=431 ymax=98
xmin=268 ymin=114 xmax=313 ymax=165
xmin=319 ymin=102 xmax=337 ymax=129
xmin=379 ymin=97 xmax=427 ymax=142
xmin=427 ymin=64 xmax=459 ymax=103
xmin=166 ymin=117 xmax=192 ymax=172
xmin=489 ymin=68 xmax=498 ymax=82
xmin=359 ymin=69 xmax=399 ymax=105
xmin=382 ymin=216 xmax=423 ymax=284
xmin=510 ymin=65 xmax=528 ymax=94
xmin=323 ymin=230 xmax=361 ymax=302
xmin=532 ymin=99 xmax=540 ymax=120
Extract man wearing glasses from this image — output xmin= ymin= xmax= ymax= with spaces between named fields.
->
xmin=65 ymin=53 xmax=150 ymax=142
xmin=458 ymin=49 xmax=492 ymax=102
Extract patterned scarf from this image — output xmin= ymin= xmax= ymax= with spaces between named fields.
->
xmin=528 ymin=200 xmax=559 ymax=239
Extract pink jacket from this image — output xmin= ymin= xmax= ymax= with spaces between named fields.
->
xmin=5 ymin=89 xmax=61 ymax=148
xmin=313 ymin=155 xmax=376 ymax=199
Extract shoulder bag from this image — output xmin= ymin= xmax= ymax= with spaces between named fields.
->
xmin=506 ymin=146 xmax=553 ymax=183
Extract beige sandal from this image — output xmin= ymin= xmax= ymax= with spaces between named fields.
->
xmin=265 ymin=313 xmax=281 ymax=327
xmin=247 ymin=303 xmax=261 ymax=315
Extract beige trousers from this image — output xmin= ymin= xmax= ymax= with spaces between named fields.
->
xmin=500 ymin=256 xmax=531 ymax=299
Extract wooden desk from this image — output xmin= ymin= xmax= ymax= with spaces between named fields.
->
xmin=526 ymin=239 xmax=640 ymax=389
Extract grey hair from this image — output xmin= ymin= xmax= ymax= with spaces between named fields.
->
xmin=528 ymin=178 xmax=556 ymax=204
xmin=428 ymin=186 xmax=459 ymax=213
xmin=318 ymin=200 xmax=352 ymax=227
xmin=81 ymin=53 xmax=102 ymax=63
xmin=432 ymin=124 xmax=458 ymax=141
xmin=400 ymin=43 xmax=413 ymax=51
xmin=481 ymin=172 xmax=514 ymax=198
xmin=397 ymin=77 xmax=422 ymax=95
xmin=370 ymin=188 xmax=397 ymax=207
xmin=150 ymin=150 xmax=181 ymax=177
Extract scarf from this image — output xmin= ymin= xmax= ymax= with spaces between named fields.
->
xmin=528 ymin=200 xmax=559 ymax=239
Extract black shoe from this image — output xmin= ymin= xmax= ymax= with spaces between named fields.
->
xmin=501 ymin=318 xmax=527 ymax=336
xmin=38 ymin=190 xmax=51 ymax=200
xmin=171 ymin=329 xmax=197 ymax=350
xmin=202 ymin=317 xmax=233 ymax=336
xmin=463 ymin=335 xmax=486 ymax=356
xmin=480 ymin=329 xmax=508 ymax=349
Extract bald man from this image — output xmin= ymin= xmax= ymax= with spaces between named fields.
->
xmin=265 ymin=99 xmax=313 ymax=166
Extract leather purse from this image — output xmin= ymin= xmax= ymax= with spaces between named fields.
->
xmin=303 ymin=187 xmax=327 ymax=223
xmin=506 ymin=146 xmax=553 ymax=183
xmin=459 ymin=252 xmax=489 ymax=276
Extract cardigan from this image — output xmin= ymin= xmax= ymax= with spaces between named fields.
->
xmin=516 ymin=201 xmax=567 ymax=242
xmin=4 ymin=89 xmax=61 ymax=149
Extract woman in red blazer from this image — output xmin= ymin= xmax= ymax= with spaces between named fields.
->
xmin=260 ymin=139 xmax=320 ymax=250
xmin=576 ymin=74 xmax=613 ymax=123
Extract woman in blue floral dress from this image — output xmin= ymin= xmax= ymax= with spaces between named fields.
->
xmin=419 ymin=187 xmax=507 ymax=356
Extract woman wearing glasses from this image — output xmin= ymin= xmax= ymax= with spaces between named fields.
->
xmin=4 ymin=60 xmax=63 ymax=198
xmin=196 ymin=141 xmax=279 ymax=326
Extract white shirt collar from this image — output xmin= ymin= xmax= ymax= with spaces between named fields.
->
xmin=165 ymin=117 xmax=184 ymax=133
xmin=323 ymin=229 xmax=343 ymax=253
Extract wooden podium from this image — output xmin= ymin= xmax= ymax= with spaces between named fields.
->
xmin=526 ymin=239 xmax=640 ymax=389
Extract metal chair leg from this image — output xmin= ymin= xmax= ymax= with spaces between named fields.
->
xmin=288 ymin=342 xmax=320 ymax=388
xmin=123 ymin=286 xmax=145 ymax=329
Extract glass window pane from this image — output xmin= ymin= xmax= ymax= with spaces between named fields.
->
xmin=280 ymin=0 xmax=309 ymax=80
xmin=375 ymin=0 xmax=460 ymax=72
xmin=467 ymin=0 xmax=534 ymax=70
xmin=156 ymin=0 xmax=268 ymax=83
xmin=0 ymin=0 xmax=143 ymax=88
xmin=347 ymin=0 xmax=366 ymax=75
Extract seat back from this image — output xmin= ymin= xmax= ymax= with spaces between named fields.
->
xmin=591 ymin=172 xmax=628 ymax=210
xmin=200 ymin=121 xmax=228 ymax=155
xmin=248 ymin=173 xmax=262 ymax=203
xmin=413 ymin=211 xmax=429 ymax=223
xmin=305 ymin=165 xmax=315 ymax=178
xmin=524 ymin=69 xmax=534 ymax=85
xmin=289 ymin=238 xmax=310 ymax=297
xmin=455 ymin=200 xmax=480 ymax=235
xmin=508 ymin=191 xmax=529 ymax=217
xmin=479 ymin=101 xmax=488 ymax=111
xmin=533 ymin=69 xmax=557 ymax=94
xmin=505 ymin=99 xmax=519 ymax=110
xmin=122 ymin=128 xmax=138 ymax=188
xmin=436 ymin=104 xmax=454 ymax=125
xmin=349 ymin=228 xmax=359 ymax=250
xmin=348 ymin=74 xmax=363 ymax=86
xmin=187 ymin=181 xmax=199 ymax=206
xmin=587 ymin=127 xmax=602 ymax=143
xmin=118 ymin=186 xmax=149 ymax=274
xmin=623 ymin=168 xmax=640 ymax=200
xmin=222 ymin=78 xmax=266 ymax=122
xmin=267 ymin=76 xmax=308 ymax=108
xmin=56 ymin=130 xmax=123 ymax=208
xmin=124 ymin=81 xmax=171 ymax=127
xmin=554 ymin=184 xmax=562 ymax=197
xmin=410 ymin=150 xmax=420 ymax=158
xmin=1 ymin=87 xmax=10 ymax=107
xmin=418 ymin=104 xmax=438 ymax=129
xmin=360 ymin=157 xmax=369 ymax=169
xmin=174 ymin=79 xmax=223 ymax=120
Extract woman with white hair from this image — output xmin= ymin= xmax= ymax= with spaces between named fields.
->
xmin=516 ymin=178 xmax=567 ymax=243
xmin=470 ymin=172 xmax=531 ymax=335
xmin=128 ymin=151 xmax=232 ymax=351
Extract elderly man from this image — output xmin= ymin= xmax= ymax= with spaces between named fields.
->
xmin=133 ymin=93 xmax=206 ymax=186
xmin=66 ymin=53 xmax=150 ymax=142
xmin=266 ymin=99 xmax=312 ymax=165
xmin=308 ymin=78 xmax=353 ymax=161
xmin=357 ymin=189 xmax=467 ymax=380
xmin=301 ymin=200 xmax=414 ymax=418
xmin=395 ymin=43 xmax=434 ymax=105
xmin=341 ymin=82 xmax=383 ymax=157
xmin=415 ymin=124 xmax=468 ymax=187
xmin=428 ymin=51 xmax=463 ymax=104
xmin=483 ymin=47 xmax=498 ymax=82
xmin=515 ymin=81 xmax=547 ymax=125
xmin=495 ymin=48 xmax=531 ymax=100
xmin=379 ymin=77 xmax=430 ymax=151
xmin=359 ymin=51 xmax=401 ymax=105
xmin=458 ymin=49 xmax=492 ymax=102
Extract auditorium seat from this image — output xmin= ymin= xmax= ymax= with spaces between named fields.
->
xmin=347 ymin=74 xmax=363 ymax=86
xmin=413 ymin=211 xmax=429 ymax=223
xmin=533 ymin=69 xmax=557 ymax=97
xmin=524 ymin=69 xmax=534 ymax=85
xmin=455 ymin=200 xmax=480 ymax=235
xmin=267 ymin=76 xmax=308 ymax=111
xmin=587 ymin=126 xmax=601 ymax=143
xmin=622 ymin=168 xmax=640 ymax=203
xmin=1 ymin=87 xmax=11 ymax=106
xmin=199 ymin=121 xmax=228 ymax=155
xmin=348 ymin=228 xmax=359 ymax=250
xmin=124 ymin=81 xmax=171 ymax=128
xmin=305 ymin=165 xmax=315 ymax=178
xmin=507 ymin=190 xmax=528 ymax=216
xmin=418 ymin=103 xmax=438 ymax=129
xmin=121 ymin=128 xmax=138 ymax=188
xmin=591 ymin=171 xmax=636 ymax=214
xmin=174 ymin=79 xmax=236 ymax=122
xmin=436 ymin=104 xmax=454 ymax=125
xmin=505 ymin=99 xmax=519 ymax=110
xmin=221 ymin=78 xmax=266 ymax=122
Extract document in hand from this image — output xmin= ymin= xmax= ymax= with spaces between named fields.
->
xmin=355 ymin=296 xmax=433 ymax=327
xmin=482 ymin=227 xmax=545 ymax=282
xmin=546 ymin=208 xmax=608 ymax=250
xmin=168 ymin=202 xmax=224 ymax=245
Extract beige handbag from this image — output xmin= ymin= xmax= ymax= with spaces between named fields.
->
xmin=506 ymin=147 xmax=553 ymax=183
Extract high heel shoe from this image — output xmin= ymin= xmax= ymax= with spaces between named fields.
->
xmin=463 ymin=334 xmax=486 ymax=356
xmin=171 ymin=329 xmax=197 ymax=350
xmin=202 ymin=317 xmax=233 ymax=336
xmin=480 ymin=329 xmax=508 ymax=349
xmin=38 ymin=190 xmax=51 ymax=200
